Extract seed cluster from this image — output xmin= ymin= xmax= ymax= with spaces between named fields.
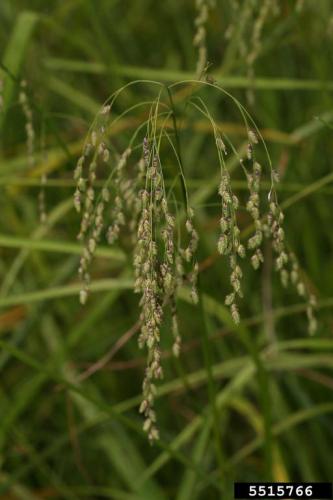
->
xmin=134 ymin=146 xmax=166 ymax=442
xmin=107 ymin=148 xmax=132 ymax=244
xmin=73 ymin=111 xmax=113 ymax=303
xmin=216 ymin=162 xmax=244 ymax=321
xmin=246 ymin=133 xmax=264 ymax=270
xmin=265 ymin=200 xmax=317 ymax=335
xmin=215 ymin=128 xmax=317 ymax=334
xmin=133 ymin=138 xmax=199 ymax=442
xmin=216 ymin=129 xmax=248 ymax=321
xmin=74 ymin=108 xmax=199 ymax=441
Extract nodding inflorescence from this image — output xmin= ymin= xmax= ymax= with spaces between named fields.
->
xmin=73 ymin=81 xmax=317 ymax=442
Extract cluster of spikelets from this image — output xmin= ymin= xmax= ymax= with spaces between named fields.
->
xmin=214 ymin=126 xmax=317 ymax=334
xmin=73 ymin=81 xmax=317 ymax=442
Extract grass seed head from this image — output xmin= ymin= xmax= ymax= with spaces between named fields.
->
xmin=73 ymin=83 xmax=318 ymax=442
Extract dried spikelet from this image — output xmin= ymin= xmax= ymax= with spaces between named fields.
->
xmin=189 ymin=261 xmax=199 ymax=304
xmin=38 ymin=132 xmax=49 ymax=224
xmin=19 ymin=80 xmax=35 ymax=167
xmin=288 ymin=252 xmax=317 ymax=334
xmin=38 ymin=174 xmax=47 ymax=224
xmin=183 ymin=209 xmax=199 ymax=263
xmin=247 ymin=161 xmax=263 ymax=258
xmin=170 ymin=295 xmax=181 ymax=357
xmin=101 ymin=104 xmax=111 ymax=115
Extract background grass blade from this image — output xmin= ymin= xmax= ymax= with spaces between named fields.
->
xmin=0 ymin=11 xmax=38 ymax=132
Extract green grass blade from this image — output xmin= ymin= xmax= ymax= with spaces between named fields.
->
xmin=43 ymin=58 xmax=333 ymax=91
xmin=0 ymin=11 xmax=38 ymax=132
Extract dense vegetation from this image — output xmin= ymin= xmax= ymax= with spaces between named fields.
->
xmin=0 ymin=1 xmax=332 ymax=498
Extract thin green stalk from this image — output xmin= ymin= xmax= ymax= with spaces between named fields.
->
xmin=197 ymin=275 xmax=225 ymax=476
xmin=235 ymin=323 xmax=274 ymax=480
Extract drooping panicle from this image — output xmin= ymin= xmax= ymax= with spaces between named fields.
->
xmin=72 ymin=84 xmax=318 ymax=447
xmin=134 ymin=138 xmax=165 ymax=443
xmin=216 ymin=140 xmax=245 ymax=321
xmin=264 ymin=183 xmax=317 ymax=334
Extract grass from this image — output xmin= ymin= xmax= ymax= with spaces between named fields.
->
xmin=0 ymin=0 xmax=333 ymax=498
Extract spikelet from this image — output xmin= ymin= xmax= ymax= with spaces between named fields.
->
xmin=38 ymin=174 xmax=47 ymax=224
xmin=213 ymin=119 xmax=317 ymax=333
xmin=19 ymin=80 xmax=35 ymax=168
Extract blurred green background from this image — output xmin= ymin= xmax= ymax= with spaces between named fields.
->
xmin=0 ymin=1 xmax=333 ymax=498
